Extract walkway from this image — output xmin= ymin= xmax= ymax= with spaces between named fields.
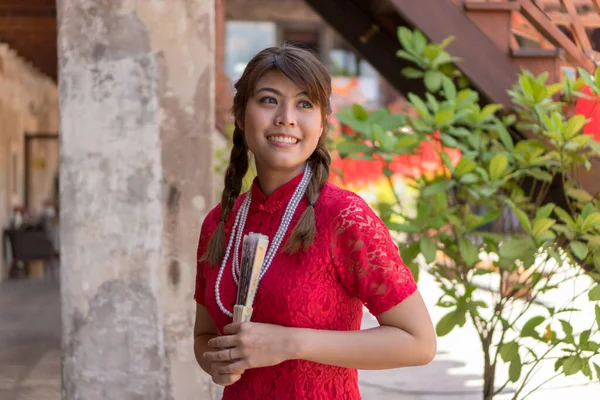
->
xmin=1 ymin=276 xmax=598 ymax=399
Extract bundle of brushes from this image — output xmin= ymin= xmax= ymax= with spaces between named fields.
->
xmin=234 ymin=233 xmax=269 ymax=323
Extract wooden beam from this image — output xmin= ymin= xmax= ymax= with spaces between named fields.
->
xmin=517 ymin=0 xmax=595 ymax=71
xmin=560 ymin=0 xmax=594 ymax=55
xmin=0 ymin=0 xmax=55 ymax=15
xmin=305 ymin=0 xmax=431 ymax=102
xmin=387 ymin=0 xmax=520 ymax=107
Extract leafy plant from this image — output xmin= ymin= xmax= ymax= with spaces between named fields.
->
xmin=336 ymin=27 xmax=600 ymax=400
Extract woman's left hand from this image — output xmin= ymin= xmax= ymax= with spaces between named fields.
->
xmin=204 ymin=322 xmax=297 ymax=374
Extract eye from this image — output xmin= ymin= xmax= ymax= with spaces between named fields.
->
xmin=260 ymin=96 xmax=277 ymax=104
xmin=298 ymin=100 xmax=313 ymax=109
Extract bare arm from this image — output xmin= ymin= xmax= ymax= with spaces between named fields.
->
xmin=193 ymin=303 xmax=218 ymax=374
xmin=206 ymin=291 xmax=437 ymax=372
xmin=291 ymin=291 xmax=436 ymax=369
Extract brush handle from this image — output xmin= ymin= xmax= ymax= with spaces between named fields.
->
xmin=233 ymin=304 xmax=253 ymax=323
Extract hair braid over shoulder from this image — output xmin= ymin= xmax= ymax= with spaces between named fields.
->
xmin=204 ymin=125 xmax=249 ymax=264
xmin=283 ymin=141 xmax=331 ymax=253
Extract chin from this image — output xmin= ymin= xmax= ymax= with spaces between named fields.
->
xmin=264 ymin=159 xmax=306 ymax=172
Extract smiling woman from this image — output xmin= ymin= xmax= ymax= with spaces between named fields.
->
xmin=193 ymin=45 xmax=437 ymax=400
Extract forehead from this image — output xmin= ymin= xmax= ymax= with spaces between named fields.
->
xmin=253 ymin=70 xmax=306 ymax=94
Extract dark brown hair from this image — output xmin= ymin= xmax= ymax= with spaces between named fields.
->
xmin=204 ymin=44 xmax=332 ymax=265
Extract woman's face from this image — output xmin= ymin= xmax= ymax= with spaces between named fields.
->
xmin=240 ymin=70 xmax=323 ymax=177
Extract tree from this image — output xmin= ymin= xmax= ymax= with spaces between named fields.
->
xmin=336 ymin=27 xmax=600 ymax=400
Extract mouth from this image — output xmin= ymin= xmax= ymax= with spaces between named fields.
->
xmin=266 ymin=134 xmax=300 ymax=145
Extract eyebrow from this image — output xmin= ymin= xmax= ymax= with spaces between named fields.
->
xmin=255 ymin=87 xmax=308 ymax=97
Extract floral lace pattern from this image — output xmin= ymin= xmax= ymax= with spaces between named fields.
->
xmin=195 ymin=176 xmax=417 ymax=400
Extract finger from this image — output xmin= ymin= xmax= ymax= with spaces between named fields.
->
xmin=204 ymin=348 xmax=237 ymax=362
xmin=223 ymin=322 xmax=243 ymax=335
xmin=212 ymin=372 xmax=241 ymax=386
xmin=214 ymin=360 xmax=247 ymax=375
xmin=207 ymin=335 xmax=236 ymax=349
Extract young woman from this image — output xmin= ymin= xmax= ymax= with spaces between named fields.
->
xmin=194 ymin=45 xmax=436 ymax=399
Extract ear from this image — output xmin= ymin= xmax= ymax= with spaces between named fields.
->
xmin=236 ymin=118 xmax=244 ymax=132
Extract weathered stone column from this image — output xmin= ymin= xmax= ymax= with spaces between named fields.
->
xmin=58 ymin=1 xmax=214 ymax=399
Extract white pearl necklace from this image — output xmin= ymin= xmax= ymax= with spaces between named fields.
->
xmin=215 ymin=164 xmax=313 ymax=317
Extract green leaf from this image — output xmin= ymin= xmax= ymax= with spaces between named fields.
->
xmin=436 ymin=310 xmax=461 ymax=337
xmin=571 ymin=240 xmax=589 ymax=260
xmin=434 ymin=110 xmax=454 ymax=127
xmin=408 ymin=93 xmax=432 ymax=120
xmin=460 ymin=173 xmax=479 ymax=184
xmin=422 ymin=180 xmax=456 ymax=197
xmin=555 ymin=357 xmax=566 ymax=372
xmin=489 ymin=154 xmax=508 ymax=181
xmin=582 ymin=213 xmax=600 ymax=232
xmin=589 ymin=284 xmax=600 ymax=301
xmin=402 ymin=67 xmax=424 ymax=79
xmin=532 ymin=218 xmax=556 ymax=239
xmin=398 ymin=27 xmax=414 ymax=52
xmin=413 ymin=30 xmax=427 ymax=54
xmin=499 ymin=238 xmax=534 ymax=261
xmin=555 ymin=207 xmax=576 ymax=229
xmin=521 ymin=316 xmax=546 ymax=339
xmin=495 ymin=122 xmax=514 ymax=151
xmin=563 ymin=356 xmax=583 ymax=376
xmin=567 ymin=188 xmax=593 ymax=203
xmin=479 ymin=104 xmax=503 ymax=121
xmin=510 ymin=204 xmax=532 ymax=234
xmin=386 ymin=222 xmax=420 ymax=233
xmin=440 ymin=151 xmax=454 ymax=172
xmin=336 ymin=140 xmax=371 ymax=155
xmin=352 ymin=104 xmax=368 ymax=121
xmin=580 ymin=329 xmax=591 ymax=346
xmin=559 ymin=319 xmax=575 ymax=344
xmin=536 ymin=203 xmax=555 ymax=221
xmin=594 ymin=362 xmax=600 ymax=380
xmin=509 ymin=355 xmax=522 ymax=383
xmin=459 ymin=237 xmax=479 ymax=267
xmin=401 ymin=242 xmax=421 ymax=264
xmin=442 ymin=77 xmax=457 ymax=100
xmin=454 ymin=157 xmax=477 ymax=177
xmin=565 ymin=114 xmax=586 ymax=139
xmin=424 ymin=70 xmax=444 ymax=92
xmin=456 ymin=89 xmax=478 ymax=108
xmin=595 ymin=305 xmax=600 ymax=330
xmin=500 ymin=341 xmax=519 ymax=363
xmin=420 ymin=237 xmax=437 ymax=264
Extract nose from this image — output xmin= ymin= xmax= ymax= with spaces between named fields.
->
xmin=274 ymin=102 xmax=296 ymax=127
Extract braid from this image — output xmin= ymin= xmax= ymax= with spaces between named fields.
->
xmin=284 ymin=142 xmax=331 ymax=253
xmin=204 ymin=125 xmax=249 ymax=264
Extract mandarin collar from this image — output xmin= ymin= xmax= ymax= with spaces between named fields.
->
xmin=249 ymin=172 xmax=305 ymax=214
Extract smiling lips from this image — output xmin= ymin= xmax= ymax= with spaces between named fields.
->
xmin=267 ymin=135 xmax=299 ymax=146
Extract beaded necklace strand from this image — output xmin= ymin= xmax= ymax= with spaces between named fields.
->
xmin=215 ymin=164 xmax=313 ymax=317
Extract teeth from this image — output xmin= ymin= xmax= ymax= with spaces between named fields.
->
xmin=268 ymin=136 xmax=298 ymax=144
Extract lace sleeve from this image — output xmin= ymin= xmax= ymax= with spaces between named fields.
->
xmin=330 ymin=193 xmax=417 ymax=316
xmin=194 ymin=205 xmax=221 ymax=305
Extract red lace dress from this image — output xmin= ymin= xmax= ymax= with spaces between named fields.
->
xmin=195 ymin=173 xmax=417 ymax=400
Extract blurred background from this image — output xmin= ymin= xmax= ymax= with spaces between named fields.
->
xmin=1 ymin=0 xmax=600 ymax=399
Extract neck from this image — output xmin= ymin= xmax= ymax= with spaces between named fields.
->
xmin=256 ymin=163 xmax=306 ymax=197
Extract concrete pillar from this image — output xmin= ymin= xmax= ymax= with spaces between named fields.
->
xmin=58 ymin=1 xmax=214 ymax=399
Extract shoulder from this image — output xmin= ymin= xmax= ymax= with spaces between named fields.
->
xmin=318 ymin=182 xmax=376 ymax=221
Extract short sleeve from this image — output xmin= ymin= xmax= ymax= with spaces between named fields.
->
xmin=194 ymin=205 xmax=221 ymax=305
xmin=330 ymin=193 xmax=417 ymax=316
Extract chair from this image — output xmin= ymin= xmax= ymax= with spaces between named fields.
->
xmin=4 ymin=228 xmax=59 ymax=279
